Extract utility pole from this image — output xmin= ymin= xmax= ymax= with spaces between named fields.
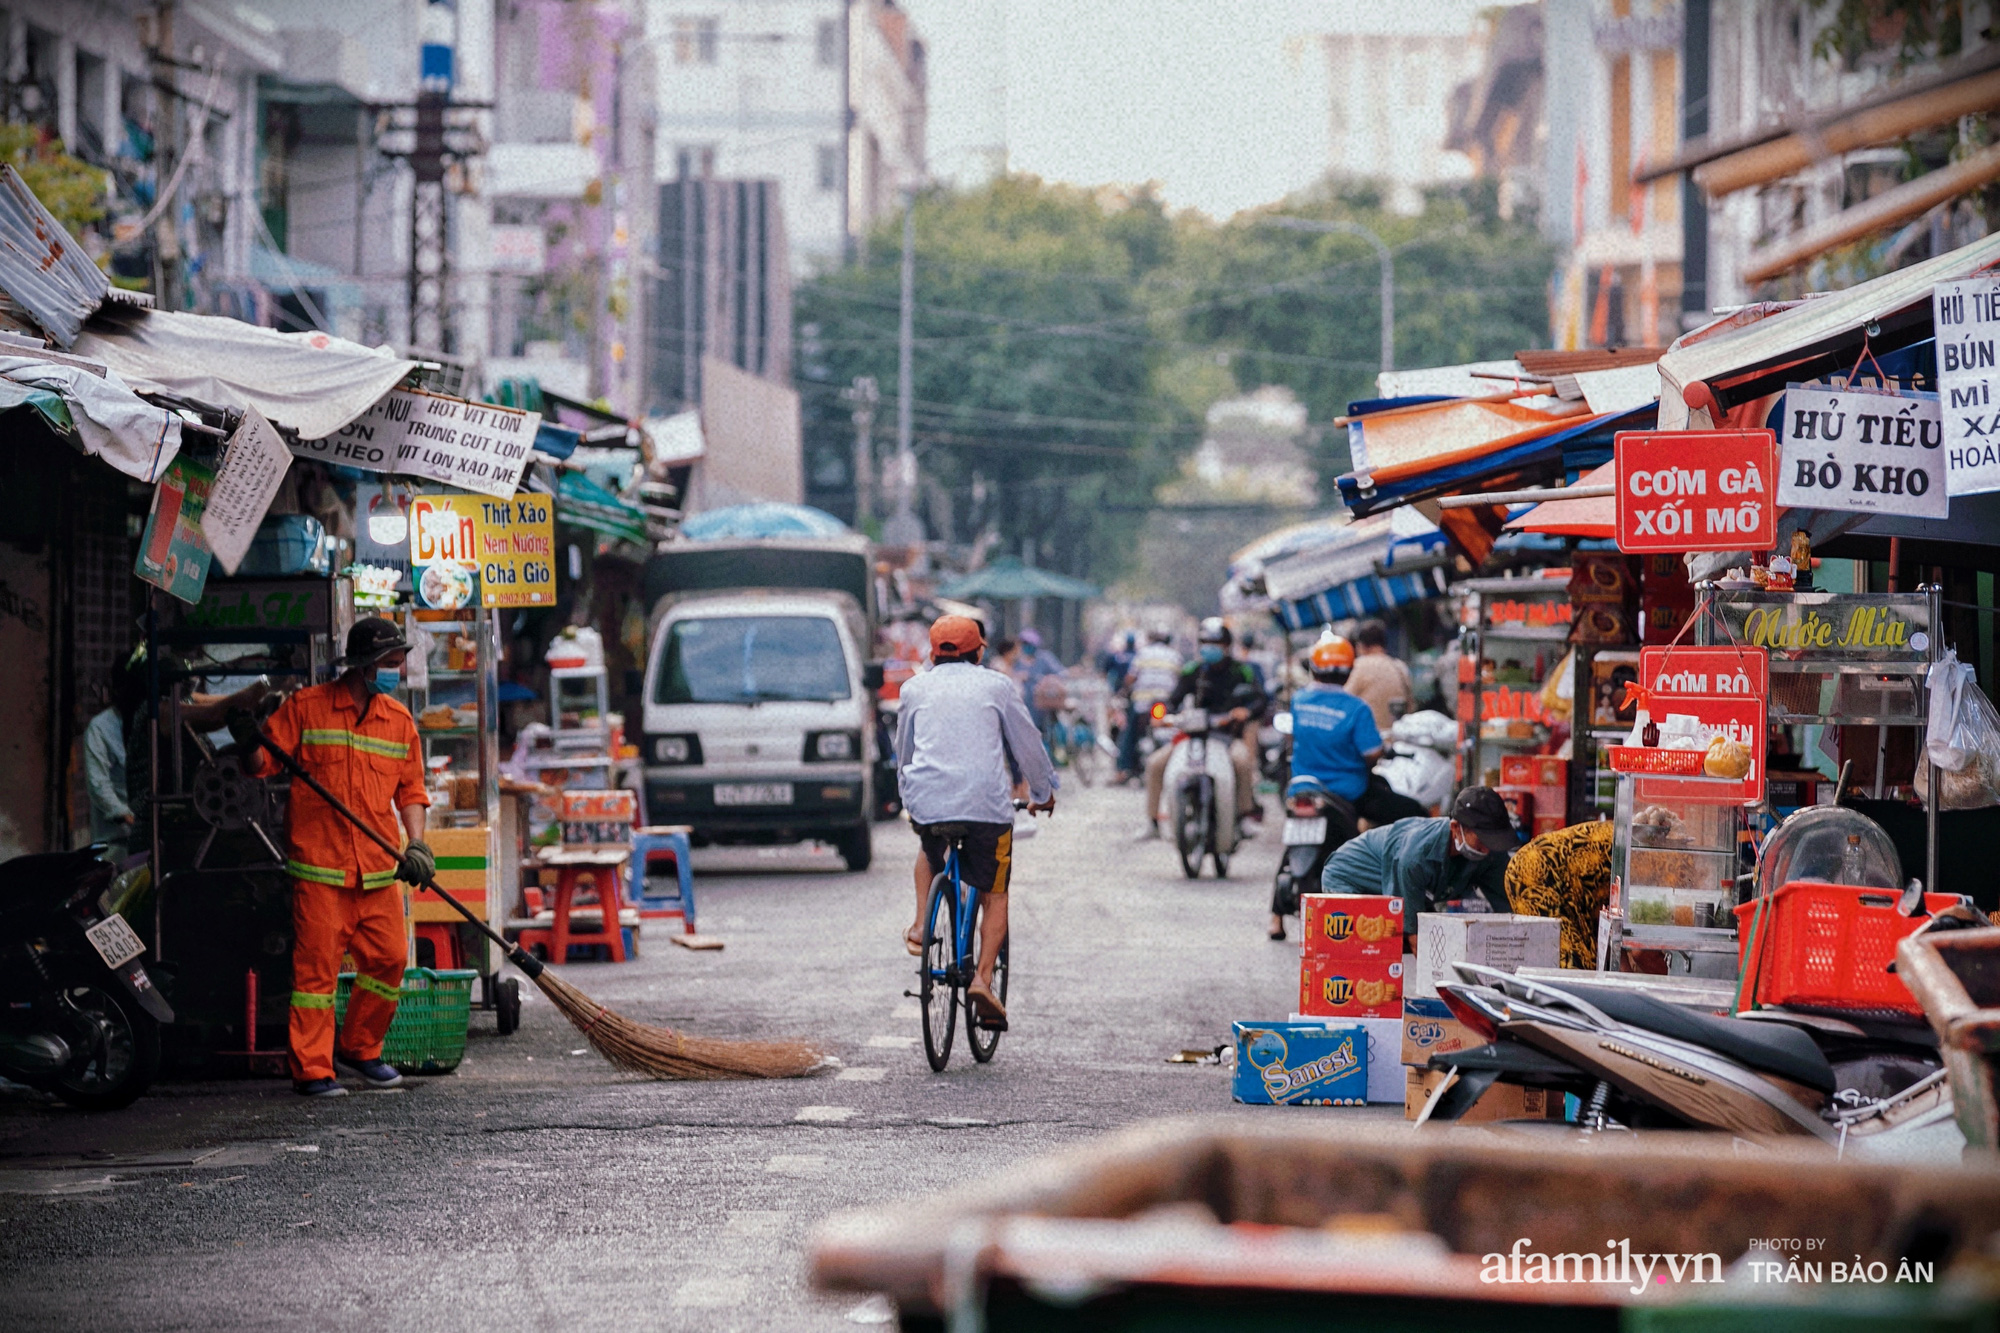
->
xmin=408 ymin=5 xmax=456 ymax=352
xmin=842 ymin=375 xmax=878 ymax=526
xmin=1262 ymin=216 xmax=1395 ymax=374
xmin=882 ymin=192 xmax=924 ymax=549
xmin=146 ymin=4 xmax=182 ymax=310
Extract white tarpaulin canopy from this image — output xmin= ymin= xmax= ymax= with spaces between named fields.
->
xmin=74 ymin=310 xmax=416 ymax=440
xmin=0 ymin=354 xmax=182 ymax=482
xmin=1656 ymin=232 xmax=2000 ymax=430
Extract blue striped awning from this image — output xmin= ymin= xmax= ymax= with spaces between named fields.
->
xmin=1272 ymin=562 xmax=1451 ymax=631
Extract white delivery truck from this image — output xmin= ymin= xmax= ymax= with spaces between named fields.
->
xmin=640 ymin=536 xmax=883 ymax=870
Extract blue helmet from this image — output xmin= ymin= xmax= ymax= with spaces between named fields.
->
xmin=1285 ymin=774 xmax=1331 ymax=803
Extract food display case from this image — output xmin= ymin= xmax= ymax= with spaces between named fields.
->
xmin=1456 ymin=576 xmax=1571 ymax=799
xmin=1605 ymin=777 xmax=1747 ymax=967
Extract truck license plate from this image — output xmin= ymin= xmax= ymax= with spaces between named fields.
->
xmin=1282 ymin=817 xmax=1327 ymax=847
xmin=85 ymin=914 xmax=146 ymax=970
xmin=713 ymin=782 xmax=794 ymax=806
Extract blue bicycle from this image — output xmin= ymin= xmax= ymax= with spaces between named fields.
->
xmin=917 ymin=808 xmax=1023 ymax=1070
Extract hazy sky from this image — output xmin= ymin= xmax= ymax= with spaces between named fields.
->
xmin=898 ymin=0 xmax=1507 ymax=220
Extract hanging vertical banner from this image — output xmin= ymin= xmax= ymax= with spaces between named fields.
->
xmin=409 ymin=493 xmax=480 ymax=610
xmin=1776 ymin=385 xmax=1947 ymax=518
xmin=200 ymin=406 xmax=295 ymax=574
xmin=476 ymin=494 xmax=556 ymax=607
xmin=135 ymin=454 xmax=217 ymax=604
xmin=1932 ymin=276 xmax=2000 ymax=496
xmin=1614 ymin=429 xmax=1776 ymax=553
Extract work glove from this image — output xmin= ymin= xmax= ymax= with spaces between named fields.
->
xmin=226 ymin=709 xmax=263 ymax=753
xmin=399 ymin=839 xmax=436 ymax=886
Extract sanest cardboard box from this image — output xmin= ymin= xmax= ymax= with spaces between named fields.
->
xmin=1299 ymin=955 xmax=1402 ymax=1019
xmin=1291 ymin=1015 xmax=1404 ymax=1103
xmin=1400 ymin=995 xmax=1484 ymax=1065
xmin=1232 ymin=1021 xmax=1368 ymax=1106
xmin=1300 ymin=894 xmax=1404 ymax=960
xmin=1407 ymin=913 xmax=1560 ymax=1000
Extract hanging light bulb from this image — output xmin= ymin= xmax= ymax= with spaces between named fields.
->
xmin=367 ymin=487 xmax=409 ymax=547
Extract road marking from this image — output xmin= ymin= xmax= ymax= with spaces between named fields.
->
xmin=865 ymin=1034 xmax=917 ymax=1048
xmin=795 ymin=1105 xmax=856 ymax=1123
xmin=836 ymin=1067 xmax=887 ymax=1082
xmin=765 ymin=1154 xmax=829 ymax=1176
xmin=722 ymin=1210 xmax=789 ymax=1239
xmin=671 ymin=1275 xmax=751 ymax=1308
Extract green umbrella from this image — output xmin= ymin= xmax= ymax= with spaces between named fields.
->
xmin=937 ymin=555 xmax=1099 ymax=602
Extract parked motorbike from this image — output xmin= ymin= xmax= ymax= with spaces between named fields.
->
xmin=1270 ymin=774 xmax=1358 ymax=919
xmin=0 ymin=847 xmax=174 ymax=1110
xmin=1417 ymin=911 xmax=1975 ymax=1148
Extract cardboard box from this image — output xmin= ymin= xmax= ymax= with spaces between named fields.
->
xmin=1300 ymin=894 xmax=1404 ymax=961
xmin=1289 ymin=1015 xmax=1404 ymax=1103
xmin=408 ymin=825 xmax=490 ymax=923
xmin=1500 ymin=755 xmax=1536 ymax=787
xmin=1400 ymin=995 xmax=1486 ymax=1065
xmin=1531 ymin=814 xmax=1566 ymax=838
xmin=1408 ymin=913 xmax=1561 ymax=1000
xmin=1404 ymin=1066 xmax=1564 ymax=1122
xmin=1531 ymin=756 xmax=1567 ymax=789
xmin=1232 ymin=1021 xmax=1368 ymax=1106
xmin=1300 ymin=954 xmax=1402 ymax=1019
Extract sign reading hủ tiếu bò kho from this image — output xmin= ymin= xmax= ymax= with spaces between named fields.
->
xmin=1777 ymin=386 xmax=1947 ymax=519
xmin=1614 ymin=430 xmax=1777 ymax=554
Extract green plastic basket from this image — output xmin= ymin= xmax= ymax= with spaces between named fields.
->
xmin=333 ymin=967 xmax=477 ymax=1074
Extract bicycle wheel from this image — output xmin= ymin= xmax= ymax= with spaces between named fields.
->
xmin=968 ymin=938 xmax=1009 ymax=1063
xmin=919 ymin=875 xmax=958 ymax=1072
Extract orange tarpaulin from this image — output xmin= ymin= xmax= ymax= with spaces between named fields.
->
xmin=1350 ymin=398 xmax=1579 ymax=483
xmin=1505 ymin=461 xmax=1616 ymax=538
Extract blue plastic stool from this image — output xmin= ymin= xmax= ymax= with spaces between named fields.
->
xmin=629 ymin=826 xmax=696 ymax=934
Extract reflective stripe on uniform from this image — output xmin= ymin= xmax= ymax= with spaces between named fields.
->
xmin=287 ymin=859 xmax=348 ymax=885
xmin=291 ymin=989 xmax=335 ymax=1009
xmin=353 ymin=973 xmax=402 ymax=1002
xmin=300 ymin=728 xmax=411 ymax=760
xmin=361 ymin=866 xmax=400 ymax=890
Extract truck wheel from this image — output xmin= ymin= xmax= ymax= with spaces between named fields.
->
xmin=836 ymin=824 xmax=873 ymax=872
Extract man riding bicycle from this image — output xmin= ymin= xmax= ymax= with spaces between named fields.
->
xmin=895 ymin=615 xmax=1057 ymax=1024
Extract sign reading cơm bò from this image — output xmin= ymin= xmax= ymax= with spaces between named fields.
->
xmin=292 ymin=389 xmax=539 ymax=500
xmin=1614 ymin=429 xmax=1776 ymax=554
xmin=1635 ymin=645 xmax=1768 ymax=805
xmin=474 ymin=494 xmax=555 ymax=607
xmin=1777 ymin=386 xmax=1947 ymax=519
xmin=1933 ymin=276 xmax=2000 ymax=497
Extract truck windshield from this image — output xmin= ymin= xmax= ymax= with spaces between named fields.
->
xmin=655 ymin=616 xmax=851 ymax=704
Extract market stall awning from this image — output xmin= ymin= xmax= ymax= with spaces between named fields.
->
xmin=0 ymin=353 xmax=183 ymax=482
xmin=1657 ymin=232 xmax=2000 ymax=431
xmin=74 ymin=308 xmax=416 ymax=440
xmin=1345 ymin=395 xmax=1578 ymax=484
xmin=1342 ymin=403 xmax=1655 ymax=517
xmin=555 ymin=471 xmax=647 ymax=544
xmin=1505 ymin=460 xmax=1616 ymax=537
xmin=1236 ymin=511 xmax=1451 ymax=631
xmin=0 ymin=166 xmax=111 ymax=348
xmin=681 ymin=502 xmax=849 ymax=541
xmin=938 ymin=555 xmax=1100 ymax=602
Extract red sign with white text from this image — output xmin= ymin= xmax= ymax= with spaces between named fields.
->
xmin=1634 ymin=645 xmax=1769 ymax=805
xmin=1615 ymin=430 xmax=1777 ymax=554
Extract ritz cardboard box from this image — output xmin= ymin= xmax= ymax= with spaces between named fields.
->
xmin=1299 ymin=955 xmax=1403 ymax=1019
xmin=1232 ymin=1021 xmax=1369 ymax=1106
xmin=1300 ymin=893 xmax=1403 ymax=961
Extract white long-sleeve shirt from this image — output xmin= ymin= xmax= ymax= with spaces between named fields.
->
xmin=894 ymin=661 xmax=1058 ymax=826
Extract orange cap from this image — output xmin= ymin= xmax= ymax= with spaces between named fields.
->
xmin=930 ymin=614 xmax=986 ymax=659
xmin=1309 ymin=632 xmax=1355 ymax=673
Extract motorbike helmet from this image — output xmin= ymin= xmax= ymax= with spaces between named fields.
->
xmin=1309 ymin=630 xmax=1355 ymax=684
xmin=1284 ymin=774 xmax=1331 ymax=804
xmin=1196 ymin=617 xmax=1231 ymax=665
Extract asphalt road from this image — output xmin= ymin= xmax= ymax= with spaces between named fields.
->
xmin=0 ymin=782 xmax=1397 ymax=1332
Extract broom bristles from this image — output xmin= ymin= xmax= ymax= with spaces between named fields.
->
xmin=532 ymin=969 xmax=824 ymax=1080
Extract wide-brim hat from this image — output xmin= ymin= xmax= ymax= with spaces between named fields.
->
xmin=343 ymin=616 xmax=410 ymax=667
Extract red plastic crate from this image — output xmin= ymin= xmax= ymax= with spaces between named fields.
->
xmin=1734 ymin=881 xmax=1959 ymax=1015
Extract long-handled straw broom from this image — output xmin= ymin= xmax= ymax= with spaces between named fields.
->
xmin=252 ymin=726 xmax=822 ymax=1080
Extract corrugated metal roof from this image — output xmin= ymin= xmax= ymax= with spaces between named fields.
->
xmin=0 ymin=166 xmax=110 ymax=348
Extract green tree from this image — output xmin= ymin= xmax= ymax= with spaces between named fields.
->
xmin=0 ymin=124 xmax=108 ymax=239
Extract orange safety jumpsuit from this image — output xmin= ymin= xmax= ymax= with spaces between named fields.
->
xmin=251 ymin=680 xmax=429 ymax=1082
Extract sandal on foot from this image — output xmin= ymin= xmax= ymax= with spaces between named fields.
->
xmin=967 ymin=982 xmax=1008 ymax=1023
xmin=904 ymin=926 xmax=924 ymax=956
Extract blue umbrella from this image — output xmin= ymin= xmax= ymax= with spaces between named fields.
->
xmin=680 ymin=502 xmax=851 ymax=541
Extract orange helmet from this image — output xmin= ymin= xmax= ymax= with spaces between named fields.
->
xmin=1309 ymin=631 xmax=1355 ymax=680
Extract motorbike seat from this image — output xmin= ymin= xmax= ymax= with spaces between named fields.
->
xmin=1563 ymin=983 xmax=1836 ymax=1095
xmin=0 ymin=848 xmax=108 ymax=906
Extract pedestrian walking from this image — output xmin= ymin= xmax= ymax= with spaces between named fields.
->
xmin=1344 ymin=620 xmax=1417 ymax=731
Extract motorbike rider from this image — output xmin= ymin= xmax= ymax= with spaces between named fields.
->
xmin=1116 ymin=629 xmax=1182 ymax=784
xmin=1318 ymin=786 xmax=1521 ymax=949
xmin=1268 ymin=631 xmax=1428 ymax=938
xmin=1136 ymin=618 xmax=1266 ymax=841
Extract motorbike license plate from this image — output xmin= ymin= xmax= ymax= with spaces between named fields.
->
xmin=713 ymin=782 xmax=794 ymax=807
xmin=84 ymin=914 xmax=146 ymax=970
xmin=1282 ymin=817 xmax=1328 ymax=847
